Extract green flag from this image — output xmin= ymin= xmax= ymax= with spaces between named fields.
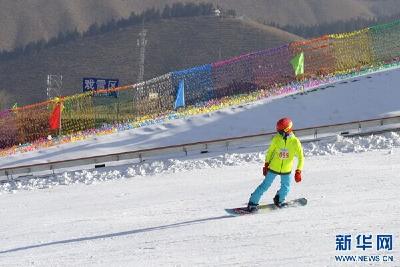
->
xmin=290 ymin=52 xmax=304 ymax=76
xmin=12 ymin=103 xmax=18 ymax=109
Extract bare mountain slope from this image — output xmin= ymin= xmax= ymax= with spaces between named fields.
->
xmin=0 ymin=16 xmax=302 ymax=106
xmin=1 ymin=0 xmax=400 ymax=51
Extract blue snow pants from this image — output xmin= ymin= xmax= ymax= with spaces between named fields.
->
xmin=249 ymin=171 xmax=291 ymax=205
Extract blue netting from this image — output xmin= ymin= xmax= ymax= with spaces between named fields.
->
xmin=172 ymin=64 xmax=214 ymax=106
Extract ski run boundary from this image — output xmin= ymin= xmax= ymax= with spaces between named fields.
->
xmin=1 ymin=115 xmax=400 ymax=181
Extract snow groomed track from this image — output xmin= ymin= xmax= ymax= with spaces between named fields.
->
xmin=1 ymin=66 xmax=400 ymax=266
xmin=0 ymin=136 xmax=399 ymax=266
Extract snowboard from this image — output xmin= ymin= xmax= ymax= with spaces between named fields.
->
xmin=225 ymin=197 xmax=307 ymax=216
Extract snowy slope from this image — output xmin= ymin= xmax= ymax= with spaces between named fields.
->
xmin=0 ymin=138 xmax=399 ymax=266
xmin=0 ymin=67 xmax=400 ymax=266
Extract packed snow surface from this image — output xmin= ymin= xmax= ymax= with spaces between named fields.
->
xmin=0 ymin=134 xmax=399 ymax=266
xmin=1 ymin=67 xmax=400 ymax=266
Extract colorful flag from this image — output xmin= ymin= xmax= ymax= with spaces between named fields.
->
xmin=49 ymin=102 xmax=62 ymax=130
xmin=174 ymin=79 xmax=185 ymax=109
xmin=290 ymin=52 xmax=304 ymax=76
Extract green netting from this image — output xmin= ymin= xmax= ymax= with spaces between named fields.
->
xmin=370 ymin=20 xmax=400 ymax=63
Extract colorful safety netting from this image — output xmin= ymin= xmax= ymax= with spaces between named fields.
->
xmin=1 ymin=20 xmax=400 ymax=153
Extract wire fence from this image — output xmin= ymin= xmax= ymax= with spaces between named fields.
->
xmin=1 ymin=20 xmax=400 ymax=150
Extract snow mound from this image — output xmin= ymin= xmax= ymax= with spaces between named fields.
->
xmin=304 ymin=132 xmax=400 ymax=156
xmin=1 ymin=132 xmax=399 ymax=194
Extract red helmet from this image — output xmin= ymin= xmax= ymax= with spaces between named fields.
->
xmin=276 ymin=117 xmax=293 ymax=133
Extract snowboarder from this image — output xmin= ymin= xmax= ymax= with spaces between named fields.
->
xmin=247 ymin=117 xmax=304 ymax=212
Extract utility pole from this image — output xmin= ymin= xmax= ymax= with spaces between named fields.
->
xmin=214 ymin=0 xmax=222 ymax=60
xmin=137 ymin=23 xmax=147 ymax=83
xmin=46 ymin=74 xmax=63 ymax=99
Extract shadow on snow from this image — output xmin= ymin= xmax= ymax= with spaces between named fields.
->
xmin=0 ymin=215 xmax=234 ymax=254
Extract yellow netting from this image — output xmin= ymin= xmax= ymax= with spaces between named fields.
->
xmin=329 ymin=29 xmax=373 ymax=72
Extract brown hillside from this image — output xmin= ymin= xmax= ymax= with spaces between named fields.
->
xmin=0 ymin=16 xmax=302 ymax=106
xmin=1 ymin=0 xmax=400 ymax=51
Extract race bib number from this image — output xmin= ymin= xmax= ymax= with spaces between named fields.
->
xmin=279 ymin=149 xmax=289 ymax=159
